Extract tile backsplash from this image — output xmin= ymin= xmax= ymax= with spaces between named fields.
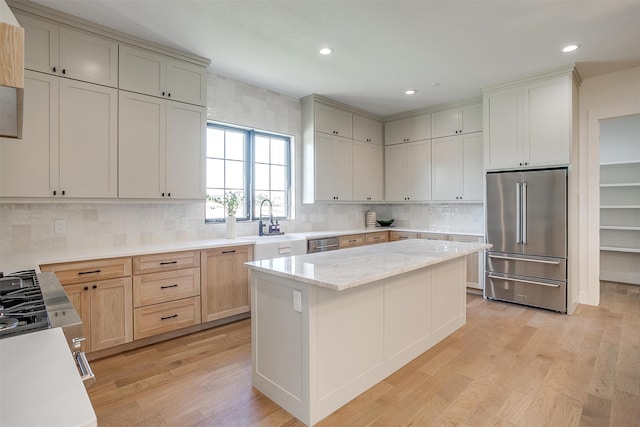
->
xmin=0 ymin=71 xmax=484 ymax=260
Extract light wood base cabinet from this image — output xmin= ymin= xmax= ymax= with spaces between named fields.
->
xmin=201 ymin=245 xmax=252 ymax=322
xmin=134 ymin=296 xmax=201 ymax=340
xmin=41 ymin=258 xmax=133 ymax=352
xmin=57 ymin=277 xmax=133 ymax=352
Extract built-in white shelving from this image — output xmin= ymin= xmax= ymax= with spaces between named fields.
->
xmin=599 ymin=116 xmax=640 ymax=285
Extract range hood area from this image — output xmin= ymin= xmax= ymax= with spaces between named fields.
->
xmin=0 ymin=0 xmax=24 ymax=139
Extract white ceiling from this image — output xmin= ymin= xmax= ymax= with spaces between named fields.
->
xmin=28 ymin=0 xmax=640 ymax=117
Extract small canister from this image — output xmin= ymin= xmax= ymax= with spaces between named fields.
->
xmin=365 ymin=210 xmax=377 ymax=228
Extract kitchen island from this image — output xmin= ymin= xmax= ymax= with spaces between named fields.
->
xmin=245 ymin=238 xmax=490 ymax=426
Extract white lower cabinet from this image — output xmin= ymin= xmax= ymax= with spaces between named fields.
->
xmin=431 ymin=133 xmax=483 ymax=201
xmin=0 ymin=71 xmax=117 ymax=198
xmin=385 ymin=140 xmax=431 ymax=202
xmin=119 ymin=90 xmax=205 ymax=199
xmin=352 ymin=140 xmax=383 ymax=201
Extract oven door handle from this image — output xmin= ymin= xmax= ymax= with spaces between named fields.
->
xmin=74 ymin=351 xmax=96 ymax=387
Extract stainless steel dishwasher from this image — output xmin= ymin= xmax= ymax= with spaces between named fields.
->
xmin=307 ymin=236 xmax=340 ymax=253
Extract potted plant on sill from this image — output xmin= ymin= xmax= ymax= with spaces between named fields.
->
xmin=208 ymin=191 xmax=244 ymax=239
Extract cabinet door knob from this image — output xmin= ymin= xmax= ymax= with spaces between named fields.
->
xmin=167 ymin=93 xmax=171 ymax=98
xmin=53 ymin=190 xmax=57 ymax=196
xmin=62 ymin=69 xmax=66 ymax=75
xmin=162 ymin=91 xmax=165 ymax=96
xmin=83 ymin=286 xmax=88 ymax=291
xmin=92 ymin=285 xmax=97 ymax=289
xmin=62 ymin=190 xmax=65 ymax=196
xmin=161 ymin=192 xmax=165 ymax=197
xmin=52 ymin=67 xmax=56 ymax=72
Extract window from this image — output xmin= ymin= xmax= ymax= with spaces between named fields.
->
xmin=205 ymin=123 xmax=291 ymax=222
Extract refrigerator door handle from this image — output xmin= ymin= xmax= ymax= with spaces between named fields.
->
xmin=488 ymin=274 xmax=561 ymax=288
xmin=515 ymin=182 xmax=521 ymax=244
xmin=522 ymin=182 xmax=528 ymax=244
xmin=488 ymin=254 xmax=561 ymax=265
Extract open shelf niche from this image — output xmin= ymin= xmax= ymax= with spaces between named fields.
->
xmin=599 ymin=114 xmax=640 ymax=285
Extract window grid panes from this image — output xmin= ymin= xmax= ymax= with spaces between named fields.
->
xmin=206 ymin=124 xmax=291 ymax=222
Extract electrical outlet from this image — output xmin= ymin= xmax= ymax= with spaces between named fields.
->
xmin=293 ymin=290 xmax=302 ymax=313
xmin=54 ymin=219 xmax=66 ymax=234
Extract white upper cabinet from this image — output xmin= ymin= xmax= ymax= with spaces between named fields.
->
xmin=119 ymin=44 xmax=207 ymax=106
xmin=384 ymin=113 xmax=431 ymax=145
xmin=165 ymin=101 xmax=206 ymax=198
xmin=431 ymin=133 xmax=483 ymax=201
xmin=314 ymin=102 xmax=353 ymax=138
xmin=353 ymin=140 xmax=383 ymax=201
xmin=0 ymin=71 xmax=59 ymax=197
xmin=483 ymin=71 xmax=575 ymax=170
xmin=353 ymin=114 xmax=383 ymax=145
xmin=1 ymin=71 xmax=117 ymax=198
xmin=119 ymin=91 xmax=205 ymax=199
xmin=313 ymin=133 xmax=353 ymax=201
xmin=385 ymin=140 xmax=431 ymax=202
xmin=431 ymin=103 xmax=482 ymax=138
xmin=16 ymin=13 xmax=118 ymax=87
xmin=302 ymin=97 xmax=383 ymax=203
xmin=58 ymin=79 xmax=118 ymax=198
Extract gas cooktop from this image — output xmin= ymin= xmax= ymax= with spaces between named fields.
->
xmin=0 ymin=270 xmax=50 ymax=339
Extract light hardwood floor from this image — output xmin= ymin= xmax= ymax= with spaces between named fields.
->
xmin=88 ymin=282 xmax=639 ymax=426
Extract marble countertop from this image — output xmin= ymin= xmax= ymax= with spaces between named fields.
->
xmin=245 ymin=239 xmax=491 ymax=291
xmin=0 ymin=228 xmax=483 ymax=273
xmin=0 ymin=328 xmax=97 ymax=427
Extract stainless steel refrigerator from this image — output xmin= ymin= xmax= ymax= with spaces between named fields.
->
xmin=485 ymin=167 xmax=567 ymax=312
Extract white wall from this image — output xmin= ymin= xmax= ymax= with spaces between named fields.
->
xmin=0 ymin=72 xmax=484 ymax=267
xmin=578 ymin=66 xmax=640 ymax=305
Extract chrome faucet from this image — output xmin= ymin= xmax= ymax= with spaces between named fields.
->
xmin=258 ymin=199 xmax=273 ymax=236
xmin=258 ymin=199 xmax=284 ymax=236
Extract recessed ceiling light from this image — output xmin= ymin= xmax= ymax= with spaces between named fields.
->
xmin=319 ymin=47 xmax=333 ymax=55
xmin=432 ymin=82 xmax=441 ymax=87
xmin=562 ymin=44 xmax=579 ymax=53
xmin=405 ymin=89 xmax=417 ymax=95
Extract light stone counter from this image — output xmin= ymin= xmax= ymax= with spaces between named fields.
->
xmin=0 ymin=328 xmax=97 ymax=427
xmin=246 ymin=239 xmax=490 ymax=291
xmin=246 ymin=239 xmax=490 ymax=426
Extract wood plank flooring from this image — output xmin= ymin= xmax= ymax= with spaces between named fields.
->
xmin=88 ymin=282 xmax=640 ymax=426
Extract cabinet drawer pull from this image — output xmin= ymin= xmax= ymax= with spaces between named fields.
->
xmin=78 ymin=269 xmax=101 ymax=275
xmin=159 ymin=261 xmax=178 ymax=265
xmin=161 ymin=314 xmax=178 ymax=320
xmin=222 ymin=250 xmax=237 ymax=254
xmin=348 ymin=239 xmax=357 ymax=243
xmin=160 ymin=284 xmax=179 ymax=289
xmin=399 ymin=236 xmax=408 ymax=240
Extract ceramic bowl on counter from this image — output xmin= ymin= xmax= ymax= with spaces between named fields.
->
xmin=376 ymin=219 xmax=394 ymax=227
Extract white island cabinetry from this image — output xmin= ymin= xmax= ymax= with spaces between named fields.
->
xmin=246 ymin=239 xmax=490 ymax=426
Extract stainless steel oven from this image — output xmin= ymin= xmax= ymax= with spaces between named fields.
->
xmin=0 ymin=270 xmax=95 ymax=387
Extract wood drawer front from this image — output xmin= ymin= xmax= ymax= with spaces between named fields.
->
xmin=389 ymin=231 xmax=418 ymax=241
xmin=40 ymin=257 xmax=132 ymax=285
xmin=133 ymin=296 xmax=201 ymax=340
xmin=203 ymin=244 xmax=252 ymax=258
xmin=133 ymin=268 xmax=200 ymax=308
xmin=339 ymin=234 xmax=365 ymax=248
xmin=365 ymin=231 xmax=389 ymax=245
xmin=133 ymin=250 xmax=199 ymax=274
